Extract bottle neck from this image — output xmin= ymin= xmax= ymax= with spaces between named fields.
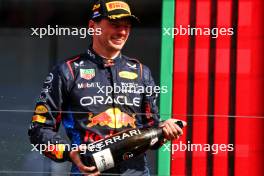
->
xmin=143 ymin=127 xmax=163 ymax=139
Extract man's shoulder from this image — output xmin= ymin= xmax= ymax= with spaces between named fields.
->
xmin=52 ymin=53 xmax=88 ymax=79
xmin=121 ymin=55 xmax=152 ymax=81
xmin=60 ymin=53 xmax=87 ymax=67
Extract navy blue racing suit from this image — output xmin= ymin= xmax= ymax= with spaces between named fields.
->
xmin=28 ymin=47 xmax=161 ymax=175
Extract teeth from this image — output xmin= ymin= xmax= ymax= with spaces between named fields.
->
xmin=112 ymin=39 xmax=123 ymax=42
xmin=112 ymin=36 xmax=123 ymax=40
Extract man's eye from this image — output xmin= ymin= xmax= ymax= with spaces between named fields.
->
xmin=120 ymin=25 xmax=131 ymax=29
xmin=111 ymin=22 xmax=131 ymax=29
xmin=110 ymin=23 xmax=118 ymax=27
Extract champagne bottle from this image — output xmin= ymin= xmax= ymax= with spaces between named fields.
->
xmin=81 ymin=121 xmax=184 ymax=172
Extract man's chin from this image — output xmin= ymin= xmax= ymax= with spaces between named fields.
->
xmin=109 ymin=44 xmax=124 ymax=51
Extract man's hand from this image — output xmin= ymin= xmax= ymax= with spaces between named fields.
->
xmin=69 ymin=146 xmax=100 ymax=176
xmin=159 ymin=119 xmax=187 ymax=140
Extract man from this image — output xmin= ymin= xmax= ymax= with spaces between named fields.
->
xmin=28 ymin=0 xmax=186 ymax=175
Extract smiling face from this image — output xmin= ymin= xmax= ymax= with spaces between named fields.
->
xmin=89 ymin=18 xmax=131 ymax=56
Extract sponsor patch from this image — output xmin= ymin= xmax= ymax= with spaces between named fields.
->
xmin=93 ymin=11 xmax=101 ymax=18
xmin=44 ymin=73 xmax=53 ymax=84
xmin=36 ymin=93 xmax=47 ymax=103
xmin=126 ymin=63 xmax=137 ymax=69
xmin=106 ymin=1 xmax=131 ymax=13
xmin=92 ymin=4 xmax=100 ymax=11
xmin=46 ymin=144 xmax=65 ymax=159
xmin=35 ymin=105 xmax=48 ymax=114
xmin=87 ymin=108 xmax=136 ymax=128
xmin=80 ymin=95 xmax=140 ymax=107
xmin=74 ymin=61 xmax=85 ymax=68
xmin=87 ymin=49 xmax=96 ymax=58
xmin=77 ymin=82 xmax=100 ymax=89
xmin=80 ymin=69 xmax=95 ymax=80
xmin=32 ymin=115 xmax=46 ymax=123
xmin=119 ymin=71 xmax=138 ymax=79
xmin=41 ymin=84 xmax=52 ymax=93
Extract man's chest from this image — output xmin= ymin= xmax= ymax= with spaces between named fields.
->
xmin=68 ymin=64 xmax=145 ymax=109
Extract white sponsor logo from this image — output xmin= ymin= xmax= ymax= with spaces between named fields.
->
xmin=87 ymin=49 xmax=96 ymax=58
xmin=74 ymin=60 xmax=85 ymax=68
xmin=77 ymin=82 xmax=101 ymax=89
xmin=44 ymin=73 xmax=53 ymax=84
xmin=80 ymin=96 xmax=141 ymax=107
xmin=126 ymin=63 xmax=137 ymax=69
xmin=41 ymin=85 xmax=52 ymax=93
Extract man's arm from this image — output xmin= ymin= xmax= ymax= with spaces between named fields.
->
xmin=141 ymin=65 xmax=160 ymax=128
xmin=28 ymin=64 xmax=71 ymax=162
xmin=28 ymin=63 xmax=100 ymax=175
xmin=142 ymin=65 xmax=186 ymax=145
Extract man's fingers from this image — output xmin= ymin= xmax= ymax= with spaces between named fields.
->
xmin=80 ymin=166 xmax=100 ymax=176
xmin=84 ymin=170 xmax=100 ymax=176
xmin=88 ymin=171 xmax=100 ymax=176
xmin=81 ymin=166 xmax=97 ymax=172
xmin=165 ymin=123 xmax=176 ymax=140
xmin=174 ymin=124 xmax=183 ymax=136
xmin=162 ymin=123 xmax=175 ymax=140
xmin=166 ymin=122 xmax=179 ymax=137
xmin=162 ymin=126 xmax=171 ymax=140
xmin=69 ymin=149 xmax=98 ymax=174
xmin=69 ymin=150 xmax=83 ymax=168
xmin=166 ymin=123 xmax=178 ymax=139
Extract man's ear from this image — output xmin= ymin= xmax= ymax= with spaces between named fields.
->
xmin=88 ymin=20 xmax=95 ymax=29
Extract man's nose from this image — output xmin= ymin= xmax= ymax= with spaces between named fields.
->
xmin=117 ymin=26 xmax=129 ymax=35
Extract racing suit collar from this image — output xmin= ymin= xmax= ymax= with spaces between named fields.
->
xmin=87 ymin=47 xmax=122 ymax=68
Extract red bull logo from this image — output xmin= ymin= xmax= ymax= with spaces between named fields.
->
xmin=87 ymin=108 xmax=136 ymax=128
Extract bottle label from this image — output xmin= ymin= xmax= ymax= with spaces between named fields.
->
xmin=92 ymin=148 xmax=115 ymax=172
xmin=88 ymin=129 xmax=142 ymax=152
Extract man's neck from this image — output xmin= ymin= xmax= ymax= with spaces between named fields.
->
xmin=92 ymin=45 xmax=120 ymax=60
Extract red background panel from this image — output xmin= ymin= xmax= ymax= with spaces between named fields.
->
xmin=171 ymin=0 xmax=190 ymax=175
xmin=213 ymin=1 xmax=232 ymax=175
xmin=235 ymin=0 xmax=264 ymax=175
xmin=191 ymin=1 xmax=210 ymax=175
xmin=170 ymin=0 xmax=264 ymax=175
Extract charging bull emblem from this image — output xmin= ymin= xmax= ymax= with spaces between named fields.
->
xmin=87 ymin=108 xmax=136 ymax=128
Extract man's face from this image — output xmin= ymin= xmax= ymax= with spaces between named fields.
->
xmin=91 ymin=18 xmax=131 ymax=52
